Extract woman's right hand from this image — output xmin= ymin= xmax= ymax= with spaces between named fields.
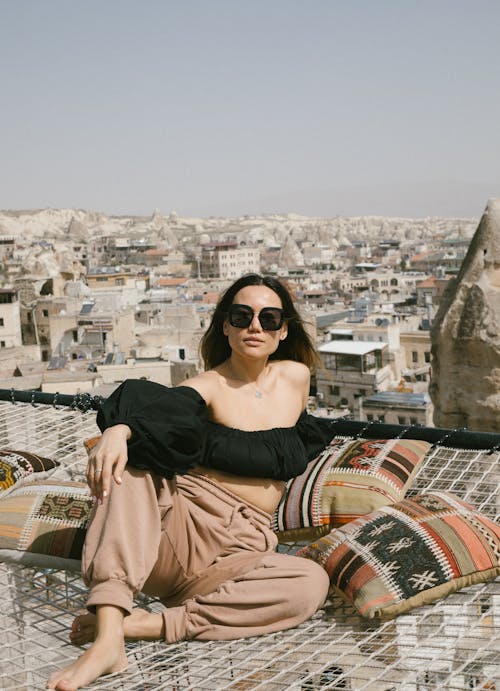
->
xmin=86 ymin=424 xmax=131 ymax=502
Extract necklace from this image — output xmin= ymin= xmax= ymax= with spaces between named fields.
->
xmin=227 ymin=366 xmax=266 ymax=398
xmin=229 ymin=367 xmax=269 ymax=400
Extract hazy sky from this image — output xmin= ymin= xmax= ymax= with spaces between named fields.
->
xmin=1 ymin=0 xmax=499 ymax=219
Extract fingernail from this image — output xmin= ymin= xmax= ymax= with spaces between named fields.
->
xmin=117 ymin=477 xmax=122 ymax=483
xmin=103 ymin=490 xmax=107 ymax=497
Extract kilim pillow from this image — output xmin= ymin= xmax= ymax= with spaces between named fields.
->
xmin=0 ymin=449 xmax=60 ymax=497
xmin=273 ymin=437 xmax=431 ymax=541
xmin=0 ymin=480 xmax=93 ymax=571
xmin=297 ymin=491 xmax=500 ymax=619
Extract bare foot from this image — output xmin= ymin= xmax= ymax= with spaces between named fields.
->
xmin=46 ymin=635 xmax=127 ymax=690
xmin=70 ymin=608 xmax=163 ymax=646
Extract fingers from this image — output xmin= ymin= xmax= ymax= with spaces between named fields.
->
xmin=87 ymin=452 xmax=114 ymax=502
xmin=86 ymin=456 xmax=103 ymax=500
xmin=113 ymin=450 xmax=127 ymax=486
xmin=86 ymin=425 xmax=130 ymax=502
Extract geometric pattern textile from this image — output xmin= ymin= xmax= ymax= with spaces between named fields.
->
xmin=0 ymin=480 xmax=93 ymax=571
xmin=273 ymin=437 xmax=431 ymax=541
xmin=0 ymin=449 xmax=59 ymax=496
xmin=297 ymin=491 xmax=500 ymax=619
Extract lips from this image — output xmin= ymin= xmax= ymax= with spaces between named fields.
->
xmin=243 ymin=338 xmax=264 ymax=345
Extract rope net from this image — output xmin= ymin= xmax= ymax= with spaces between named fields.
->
xmin=0 ymin=400 xmax=498 ymax=690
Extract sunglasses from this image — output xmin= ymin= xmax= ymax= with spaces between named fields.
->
xmin=227 ymin=304 xmax=285 ymax=331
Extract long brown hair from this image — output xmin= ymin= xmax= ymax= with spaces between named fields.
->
xmin=200 ymin=274 xmax=319 ymax=370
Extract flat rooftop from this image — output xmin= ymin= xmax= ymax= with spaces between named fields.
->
xmin=319 ymin=340 xmax=387 ymax=355
xmin=363 ymin=391 xmax=431 ymax=407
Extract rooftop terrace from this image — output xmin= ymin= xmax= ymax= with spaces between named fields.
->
xmin=0 ymin=390 xmax=498 ymax=690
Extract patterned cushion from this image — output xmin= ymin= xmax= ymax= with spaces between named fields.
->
xmin=297 ymin=491 xmax=500 ymax=619
xmin=0 ymin=480 xmax=93 ymax=570
xmin=273 ymin=437 xmax=431 ymax=541
xmin=0 ymin=449 xmax=60 ymax=496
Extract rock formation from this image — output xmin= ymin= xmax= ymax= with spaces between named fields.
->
xmin=430 ymin=198 xmax=500 ymax=431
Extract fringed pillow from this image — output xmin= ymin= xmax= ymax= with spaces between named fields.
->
xmin=273 ymin=437 xmax=431 ymax=541
xmin=297 ymin=491 xmax=500 ymax=619
xmin=0 ymin=449 xmax=60 ymax=497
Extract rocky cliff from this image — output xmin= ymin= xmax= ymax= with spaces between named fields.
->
xmin=430 ymin=198 xmax=500 ymax=431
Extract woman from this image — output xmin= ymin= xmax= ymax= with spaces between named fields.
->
xmin=47 ymin=274 xmax=332 ymax=691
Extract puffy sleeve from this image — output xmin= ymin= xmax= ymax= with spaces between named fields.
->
xmin=96 ymin=379 xmax=208 ymax=478
xmin=296 ymin=411 xmax=337 ymax=461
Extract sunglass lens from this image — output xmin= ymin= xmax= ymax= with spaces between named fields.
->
xmin=229 ymin=306 xmax=252 ymax=328
xmin=259 ymin=308 xmax=283 ymax=330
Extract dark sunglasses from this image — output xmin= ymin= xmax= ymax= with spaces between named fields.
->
xmin=227 ymin=304 xmax=285 ymax=331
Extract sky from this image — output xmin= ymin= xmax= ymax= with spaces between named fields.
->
xmin=1 ymin=0 xmax=500 ymax=219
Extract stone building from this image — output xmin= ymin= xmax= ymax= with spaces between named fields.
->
xmin=0 ymin=289 xmax=22 ymax=349
xmin=355 ymin=391 xmax=434 ymax=426
xmin=316 ymin=340 xmax=392 ymax=409
xmin=200 ymin=241 xmax=260 ymax=279
xmin=400 ymin=330 xmax=432 ymax=385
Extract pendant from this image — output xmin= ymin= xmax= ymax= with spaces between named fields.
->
xmin=255 ymin=390 xmax=263 ymax=399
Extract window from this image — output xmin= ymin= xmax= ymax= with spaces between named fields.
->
xmin=72 ymin=330 xmax=78 ymax=341
xmin=362 ymin=351 xmax=381 ymax=371
xmin=42 ymin=309 xmax=49 ymax=318
xmin=336 ymin=353 xmax=362 ymax=371
xmin=366 ymin=414 xmax=374 ymax=421
xmin=378 ymin=415 xmax=385 ymax=422
xmin=412 ymin=350 xmax=418 ymax=363
xmin=410 ymin=417 xmax=418 ymax=425
xmin=424 ymin=351 xmax=431 ymax=363
xmin=0 ymin=318 xmax=3 ymax=326
xmin=0 ymin=340 xmax=5 ymax=348
xmin=398 ymin=416 xmax=406 ymax=425
xmin=329 ymin=385 xmax=340 ymax=395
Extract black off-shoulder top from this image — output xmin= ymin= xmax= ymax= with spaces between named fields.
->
xmin=97 ymin=379 xmax=335 ymax=481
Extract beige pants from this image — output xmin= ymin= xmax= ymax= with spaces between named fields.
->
xmin=82 ymin=467 xmax=329 ymax=642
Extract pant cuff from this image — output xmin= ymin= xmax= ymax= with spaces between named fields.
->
xmin=163 ymin=605 xmax=187 ymax=643
xmin=86 ymin=579 xmax=135 ymax=615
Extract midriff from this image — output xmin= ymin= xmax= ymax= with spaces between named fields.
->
xmin=190 ymin=465 xmax=286 ymax=515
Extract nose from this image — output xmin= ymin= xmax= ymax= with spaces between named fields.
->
xmin=248 ymin=312 xmax=262 ymax=331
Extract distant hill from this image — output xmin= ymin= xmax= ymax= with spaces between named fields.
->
xmin=0 ymin=207 xmax=478 ymax=247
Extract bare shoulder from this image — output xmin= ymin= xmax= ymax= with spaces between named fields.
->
xmin=177 ymin=370 xmax=221 ymax=405
xmin=274 ymin=359 xmax=310 ymax=384
xmin=273 ymin=360 xmax=310 ymax=407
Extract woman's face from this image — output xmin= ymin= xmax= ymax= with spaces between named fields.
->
xmin=223 ymin=285 xmax=288 ymax=361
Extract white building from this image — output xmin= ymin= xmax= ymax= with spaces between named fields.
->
xmin=0 ymin=289 xmax=22 ymax=349
xmin=317 ymin=339 xmax=392 ymax=409
xmin=200 ymin=241 xmax=260 ymax=279
xmin=218 ymin=247 xmax=260 ymax=279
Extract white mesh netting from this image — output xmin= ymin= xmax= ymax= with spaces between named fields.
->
xmin=0 ymin=400 xmax=498 ymax=690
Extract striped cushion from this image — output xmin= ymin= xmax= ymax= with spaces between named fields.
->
xmin=0 ymin=449 xmax=59 ymax=496
xmin=273 ymin=437 xmax=431 ymax=541
xmin=297 ymin=491 xmax=500 ymax=619
xmin=0 ymin=480 xmax=93 ymax=570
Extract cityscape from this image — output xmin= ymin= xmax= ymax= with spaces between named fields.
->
xmin=0 ymin=205 xmax=480 ymax=428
